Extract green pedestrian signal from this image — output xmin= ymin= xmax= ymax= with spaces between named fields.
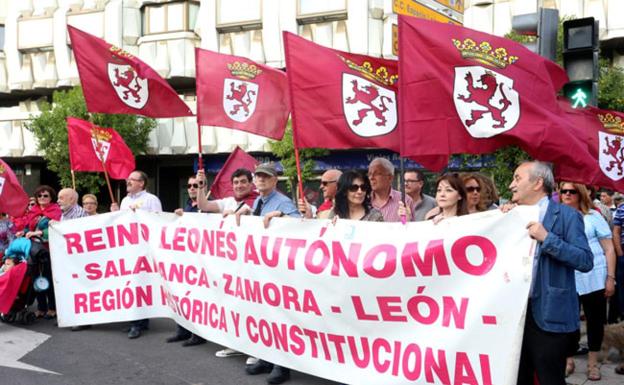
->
xmin=571 ymin=88 xmax=588 ymax=108
xmin=563 ymin=80 xmax=594 ymax=109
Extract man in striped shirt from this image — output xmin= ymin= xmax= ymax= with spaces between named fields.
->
xmin=368 ymin=157 xmax=414 ymax=222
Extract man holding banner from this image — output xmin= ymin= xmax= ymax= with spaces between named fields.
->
xmin=111 ymin=170 xmax=162 ymax=339
xmin=508 ymin=161 xmax=593 ymax=385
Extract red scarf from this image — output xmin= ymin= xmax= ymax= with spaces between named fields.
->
xmin=26 ymin=203 xmax=62 ymax=231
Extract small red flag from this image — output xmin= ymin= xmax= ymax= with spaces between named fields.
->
xmin=196 ymin=48 xmax=290 ymax=140
xmin=397 ymin=16 xmax=593 ymax=173
xmin=68 ymin=26 xmax=193 ymax=118
xmin=210 ymin=146 xmax=259 ymax=206
xmin=67 ymin=117 xmax=135 ymax=180
xmin=0 ymin=159 xmax=29 ymax=217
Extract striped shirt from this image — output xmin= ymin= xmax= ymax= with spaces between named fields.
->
xmin=371 ymin=189 xmax=413 ymax=222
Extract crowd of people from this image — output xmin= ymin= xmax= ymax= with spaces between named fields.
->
xmin=1 ymin=158 xmax=624 ymax=385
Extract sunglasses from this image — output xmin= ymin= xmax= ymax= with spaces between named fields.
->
xmin=37 ymin=193 xmax=50 ymax=198
xmin=466 ymin=186 xmax=481 ymax=193
xmin=560 ymin=189 xmax=578 ymax=195
xmin=348 ymin=184 xmax=368 ymax=193
xmin=83 ymin=201 xmax=97 ymax=205
xmin=187 ymin=183 xmax=199 ymax=189
xmin=404 ymin=179 xmax=421 ymax=184
xmin=320 ymin=180 xmax=337 ymax=187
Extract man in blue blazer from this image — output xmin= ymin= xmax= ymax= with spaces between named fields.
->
xmin=509 ymin=161 xmax=593 ymax=385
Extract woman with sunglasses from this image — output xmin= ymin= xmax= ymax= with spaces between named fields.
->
xmin=21 ymin=185 xmax=62 ymax=319
xmin=424 ymin=174 xmax=469 ymax=223
xmin=559 ymin=182 xmax=616 ymax=381
xmin=321 ymin=170 xmax=383 ymax=222
xmin=462 ymin=173 xmax=486 ymax=214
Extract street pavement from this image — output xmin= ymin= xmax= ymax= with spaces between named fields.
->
xmin=0 ymin=317 xmax=339 ymax=385
xmin=2 ymin=316 xmax=623 ymax=385
xmin=567 ymin=353 xmax=623 ymax=385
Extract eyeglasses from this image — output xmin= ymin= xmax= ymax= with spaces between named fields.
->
xmin=320 ymin=180 xmax=337 ymax=186
xmin=348 ymin=184 xmax=368 ymax=192
xmin=187 ymin=183 xmax=199 ymax=189
xmin=404 ymin=179 xmax=421 ymax=184
xmin=466 ymin=186 xmax=481 ymax=193
xmin=37 ymin=193 xmax=50 ymax=198
xmin=560 ymin=189 xmax=578 ymax=195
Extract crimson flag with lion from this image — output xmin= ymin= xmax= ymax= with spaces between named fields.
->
xmin=68 ymin=26 xmax=193 ymax=118
xmin=397 ymin=16 xmax=593 ymax=174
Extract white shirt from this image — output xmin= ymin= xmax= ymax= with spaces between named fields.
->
xmin=120 ymin=190 xmax=162 ymax=212
xmin=215 ymin=197 xmax=250 ymax=213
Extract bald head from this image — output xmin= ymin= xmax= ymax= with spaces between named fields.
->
xmin=58 ymin=188 xmax=79 ymax=211
xmin=320 ymin=169 xmax=342 ymax=201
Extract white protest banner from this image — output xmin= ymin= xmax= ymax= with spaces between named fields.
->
xmin=49 ymin=207 xmax=537 ymax=385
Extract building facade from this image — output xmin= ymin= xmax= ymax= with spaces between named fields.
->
xmin=0 ymin=0 xmax=622 ymax=209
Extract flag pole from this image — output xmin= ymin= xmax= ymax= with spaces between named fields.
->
xmin=71 ymin=170 xmax=76 ymax=190
xmin=293 ymin=145 xmax=305 ymax=202
xmin=197 ymin=124 xmax=204 ymax=170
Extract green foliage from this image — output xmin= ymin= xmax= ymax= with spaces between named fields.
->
xmin=269 ymin=124 xmax=328 ymax=194
xmin=490 ymin=147 xmax=529 ymax=200
xmin=26 ymin=87 xmax=154 ymax=193
xmin=598 ymin=60 xmax=624 ymax=111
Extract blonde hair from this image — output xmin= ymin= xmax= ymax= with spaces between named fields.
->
xmin=559 ymin=182 xmax=592 ymax=215
xmin=82 ymin=194 xmax=98 ymax=205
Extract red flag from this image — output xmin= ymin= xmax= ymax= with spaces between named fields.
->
xmin=284 ymin=32 xmax=448 ymax=170
xmin=0 ymin=262 xmax=27 ymax=314
xmin=397 ymin=16 xmax=593 ymax=173
xmin=67 ymin=117 xmax=135 ymax=180
xmin=195 ymin=48 xmax=289 ymax=140
xmin=68 ymin=26 xmax=193 ymax=118
xmin=210 ymin=146 xmax=259 ymax=205
xmin=0 ymin=159 xmax=29 ymax=217
xmin=556 ymin=102 xmax=624 ymax=192
xmin=284 ymin=32 xmax=401 ymax=151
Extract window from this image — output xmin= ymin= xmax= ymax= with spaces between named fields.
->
xmin=0 ymin=25 xmax=4 ymax=51
xmin=216 ymin=0 xmax=262 ymax=32
xmin=142 ymin=1 xmax=200 ymax=36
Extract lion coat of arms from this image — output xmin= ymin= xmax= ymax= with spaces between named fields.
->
xmin=453 ymin=66 xmax=520 ymax=138
xmin=342 ymin=73 xmax=397 ymax=138
xmin=108 ymin=63 xmax=149 ymax=109
xmin=599 ymin=131 xmax=624 ymax=181
xmin=223 ymin=78 xmax=259 ymax=122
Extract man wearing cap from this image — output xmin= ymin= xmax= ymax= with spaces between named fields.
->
xmin=239 ymin=162 xmax=299 ymax=384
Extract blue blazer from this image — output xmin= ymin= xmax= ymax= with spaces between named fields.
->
xmin=530 ymin=200 xmax=593 ymax=333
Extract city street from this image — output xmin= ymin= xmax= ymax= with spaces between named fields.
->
xmin=0 ymin=318 xmax=338 ymax=385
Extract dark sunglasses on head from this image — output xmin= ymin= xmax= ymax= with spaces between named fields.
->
xmin=37 ymin=193 xmax=50 ymax=198
xmin=560 ymin=189 xmax=578 ymax=195
xmin=466 ymin=186 xmax=481 ymax=193
xmin=187 ymin=183 xmax=199 ymax=189
xmin=348 ymin=184 xmax=368 ymax=193
xmin=320 ymin=180 xmax=337 ymax=186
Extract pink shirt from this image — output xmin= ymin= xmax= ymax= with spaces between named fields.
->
xmin=371 ymin=189 xmax=414 ymax=222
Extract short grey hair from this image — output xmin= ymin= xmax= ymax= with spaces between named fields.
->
xmin=369 ymin=157 xmax=394 ymax=175
xmin=523 ymin=160 xmax=555 ymax=195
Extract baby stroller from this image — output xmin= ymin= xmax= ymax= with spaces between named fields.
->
xmin=0 ymin=237 xmax=50 ymax=325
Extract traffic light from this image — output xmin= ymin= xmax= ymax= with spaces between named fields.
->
xmin=511 ymin=8 xmax=559 ymax=61
xmin=562 ymin=17 xmax=599 ymax=107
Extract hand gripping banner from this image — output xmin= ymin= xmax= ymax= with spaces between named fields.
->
xmin=50 ymin=207 xmax=538 ymax=385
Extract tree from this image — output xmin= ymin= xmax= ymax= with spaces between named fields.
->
xmin=26 ymin=87 xmax=154 ymax=193
xmin=269 ymin=122 xmax=328 ymax=196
